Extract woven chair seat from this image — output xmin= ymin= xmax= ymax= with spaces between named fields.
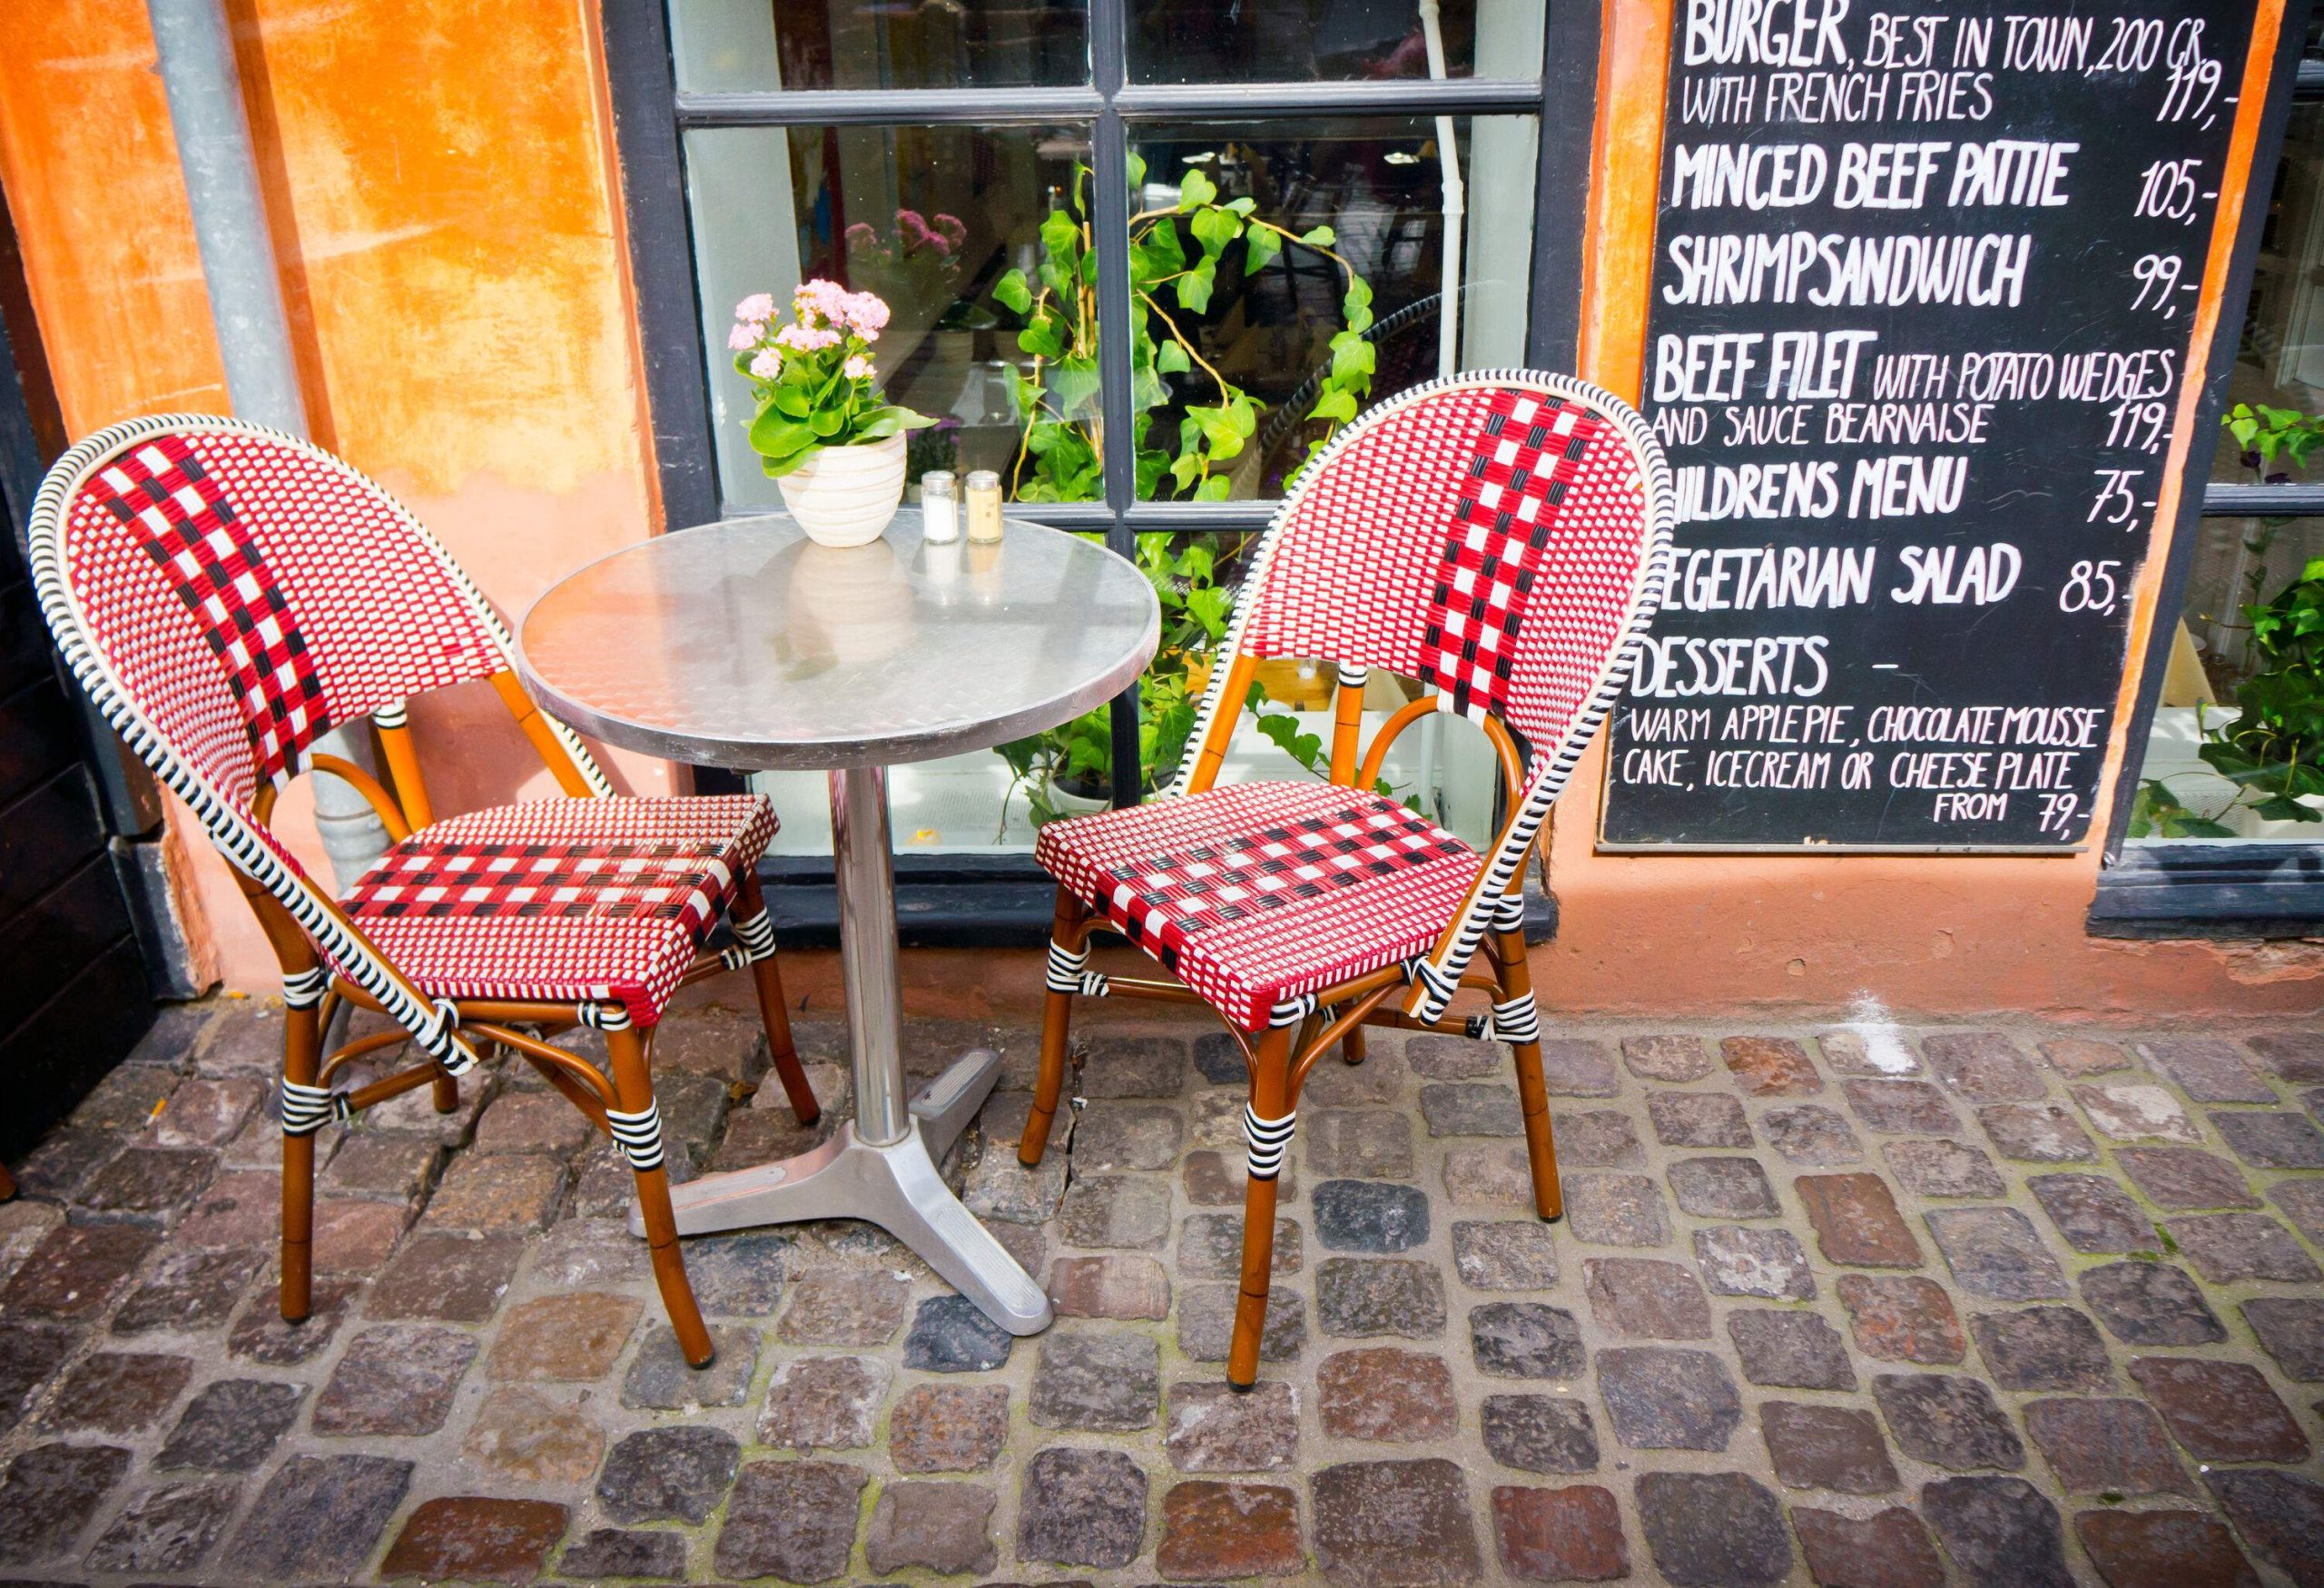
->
xmin=342 ymin=794 xmax=778 ymax=1027
xmin=1036 ymin=781 xmax=1482 ymax=1032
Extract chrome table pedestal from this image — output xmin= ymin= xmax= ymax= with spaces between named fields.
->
xmin=633 ymin=766 xmax=1048 ymax=1332
xmin=517 ymin=510 xmax=1158 ymax=1339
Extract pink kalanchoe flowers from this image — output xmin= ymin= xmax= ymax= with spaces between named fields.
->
xmin=727 ymin=321 xmax=762 ymax=350
xmin=734 ymin=292 xmax=776 ymax=322
xmin=843 ymin=353 xmax=875 ymax=380
xmin=749 ymin=349 xmax=783 ymax=380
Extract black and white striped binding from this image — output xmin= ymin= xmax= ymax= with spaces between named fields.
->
xmin=281 ymin=966 xmax=330 ymax=1010
xmin=1483 ymin=991 xmax=1540 ymax=1045
xmin=716 ymin=905 xmax=780 ymax=971
xmin=1267 ymin=991 xmax=1318 ymax=1029
xmin=578 ymin=1002 xmax=633 ymax=1032
xmin=371 ymin=699 xmax=409 ymax=731
xmin=1159 ymin=371 xmax=1675 ymax=1032
xmin=1243 ymin=1104 xmax=1296 ymax=1179
xmin=279 ymin=1077 xmax=350 ymax=1136
xmin=605 ymin=1104 xmax=665 ymax=1172
xmin=1491 ymin=892 xmax=1528 ymax=932
xmin=1047 ymin=940 xmax=1109 ymax=999
xmin=1336 ymin=664 xmax=1368 ymax=691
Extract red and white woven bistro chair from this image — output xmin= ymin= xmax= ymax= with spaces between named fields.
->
xmin=31 ymin=414 xmax=821 ymax=1368
xmin=1021 ymin=370 xmax=1675 ymax=1386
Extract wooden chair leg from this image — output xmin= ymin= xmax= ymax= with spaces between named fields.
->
xmin=1020 ymin=887 xmax=1086 ymax=1168
xmin=430 ymin=1070 xmax=461 ymax=1114
xmin=0 ymin=1163 xmax=15 ymax=1201
xmin=1339 ymin=1023 xmax=1368 ymax=1065
xmin=279 ymin=997 xmax=322 ymax=1321
xmin=609 ymin=1024 xmax=714 ymax=1367
xmin=734 ymin=873 xmax=819 ymax=1126
xmin=1228 ymin=1024 xmax=1295 ymax=1389
xmin=1497 ymin=912 xmax=1561 ymax=1221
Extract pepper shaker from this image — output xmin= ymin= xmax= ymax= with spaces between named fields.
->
xmin=965 ymin=469 xmax=1004 ymax=545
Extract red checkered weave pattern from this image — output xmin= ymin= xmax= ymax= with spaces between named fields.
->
xmin=1236 ymin=383 xmax=1646 ymax=780
xmin=60 ymin=425 xmax=507 ymax=804
xmin=80 ymin=435 xmax=326 ymax=784
xmin=1037 ymin=782 xmax=1481 ymax=1031
xmin=344 ymin=794 xmax=778 ymax=1026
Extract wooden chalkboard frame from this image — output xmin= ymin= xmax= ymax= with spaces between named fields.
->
xmin=1597 ymin=0 xmax=2295 ymax=854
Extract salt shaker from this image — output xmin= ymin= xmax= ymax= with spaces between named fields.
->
xmin=920 ymin=470 xmax=960 ymax=543
xmin=965 ymin=469 xmax=1003 ymax=544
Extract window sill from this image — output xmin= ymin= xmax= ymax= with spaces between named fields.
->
xmin=753 ymin=854 xmax=1559 ymax=950
xmin=2088 ymin=843 xmax=2324 ymax=939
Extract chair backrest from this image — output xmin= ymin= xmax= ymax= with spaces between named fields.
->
xmin=1173 ymin=370 xmax=1675 ymax=1019
xmin=28 ymin=413 xmax=608 ymax=1068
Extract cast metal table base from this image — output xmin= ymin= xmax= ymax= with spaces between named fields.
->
xmin=627 ymin=765 xmax=1054 ymax=1336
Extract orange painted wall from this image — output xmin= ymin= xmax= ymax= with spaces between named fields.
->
xmin=0 ymin=0 xmax=2314 ymax=1019
xmin=0 ymin=0 xmax=675 ymax=990
xmin=1543 ymin=0 xmax=2324 ymax=1021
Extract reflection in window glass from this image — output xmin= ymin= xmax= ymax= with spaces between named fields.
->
xmin=2129 ymin=515 xmax=2324 ymax=843
xmin=2213 ymin=102 xmax=2324 ymax=491
xmin=1128 ymin=0 xmax=1496 ymax=83
xmin=685 ymin=124 xmax=1088 ymax=513
xmin=1103 ymin=116 xmax=1538 ymax=498
xmin=670 ymin=0 xmax=1089 ymax=91
xmin=2128 ymin=104 xmax=2324 ymax=843
xmin=751 ymin=533 xmax=1500 ymax=856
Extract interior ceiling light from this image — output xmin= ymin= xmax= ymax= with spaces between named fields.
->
xmin=1384 ymin=150 xmax=1421 ymax=165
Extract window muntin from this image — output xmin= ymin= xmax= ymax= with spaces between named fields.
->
xmin=671 ymin=0 xmax=1091 ymax=92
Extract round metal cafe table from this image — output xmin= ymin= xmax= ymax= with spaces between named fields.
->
xmin=517 ymin=508 xmax=1160 ymax=1334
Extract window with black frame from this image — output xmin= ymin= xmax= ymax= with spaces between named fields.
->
xmin=610 ymin=0 xmax=1581 ymax=884
xmin=2100 ymin=25 xmax=2324 ymax=929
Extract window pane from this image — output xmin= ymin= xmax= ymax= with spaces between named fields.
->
xmin=749 ymin=531 xmax=1485 ymax=854
xmin=976 ymin=114 xmax=1537 ymax=505
xmin=1128 ymin=0 xmax=1531 ymax=84
xmin=2126 ymin=514 xmax=2324 ymax=843
xmin=684 ymin=123 xmax=1089 ymax=513
xmin=2215 ymin=101 xmax=2324 ymax=488
xmin=669 ymin=0 xmax=1089 ymax=92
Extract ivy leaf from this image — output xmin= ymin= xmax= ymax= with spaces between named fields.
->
xmin=1226 ymin=196 xmax=1257 ymax=216
xmin=1128 ymin=152 xmax=1147 ymax=188
xmin=1244 ymin=226 xmax=1281 ymax=273
xmin=1176 ymin=256 xmax=1217 ymax=313
xmin=1191 ymin=205 xmax=1242 ymax=258
xmin=1196 ymin=472 xmax=1233 ymax=500
xmin=1019 ymin=312 xmax=1067 ymax=361
xmin=1185 ymin=585 xmax=1232 ymax=633
xmin=1309 ymin=387 xmax=1360 ymax=422
xmin=1330 ymin=330 xmax=1377 ymax=382
xmin=993 ymin=269 xmax=1033 ymax=314
xmin=1177 ymin=168 xmax=1217 ymax=210
xmin=1300 ymin=224 xmax=1336 ymax=247
xmin=1156 ymin=339 xmax=1192 ymax=376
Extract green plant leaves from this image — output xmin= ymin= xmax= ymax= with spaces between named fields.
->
xmin=1155 ymin=339 xmax=1191 ymax=376
xmin=993 ymin=269 xmax=1032 ymax=314
xmin=1177 ymin=168 xmax=1217 ymax=210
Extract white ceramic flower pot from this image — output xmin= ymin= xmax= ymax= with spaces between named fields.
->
xmin=777 ymin=435 xmax=907 ymax=547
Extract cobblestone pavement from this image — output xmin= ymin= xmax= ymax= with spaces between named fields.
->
xmin=3 ymin=999 xmax=2323 ymax=1585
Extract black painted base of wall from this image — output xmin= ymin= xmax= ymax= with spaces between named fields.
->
xmin=2089 ymin=844 xmax=2324 ymax=940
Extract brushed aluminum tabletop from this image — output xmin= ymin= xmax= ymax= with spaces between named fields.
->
xmin=513 ymin=508 xmax=1158 ymax=1339
xmin=515 ymin=509 xmax=1160 ymax=771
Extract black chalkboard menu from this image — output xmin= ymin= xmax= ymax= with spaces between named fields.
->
xmin=1600 ymin=0 xmax=2263 ymax=850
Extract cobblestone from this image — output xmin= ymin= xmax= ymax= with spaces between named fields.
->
xmin=1598 ymin=1346 xmax=1740 ymax=1451
xmin=10 ymin=1005 xmax=2319 ymax=1585
xmin=1311 ymin=1457 xmax=1483 ymax=1587
xmin=1493 ymin=1483 xmax=1628 ymax=1582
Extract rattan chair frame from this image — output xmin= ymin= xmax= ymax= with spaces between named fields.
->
xmin=1019 ymin=370 xmax=1675 ymax=1386
xmin=32 ymin=413 xmax=819 ymax=1368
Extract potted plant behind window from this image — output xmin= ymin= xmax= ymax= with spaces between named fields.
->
xmin=731 ymin=283 xmax=935 ymax=547
xmin=2133 ymin=404 xmax=2324 ymax=836
xmin=984 ymin=154 xmax=1383 ymax=823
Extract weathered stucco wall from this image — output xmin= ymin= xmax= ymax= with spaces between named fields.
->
xmin=0 ymin=0 xmax=2315 ymax=1018
xmin=0 ymin=0 xmax=675 ymax=991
